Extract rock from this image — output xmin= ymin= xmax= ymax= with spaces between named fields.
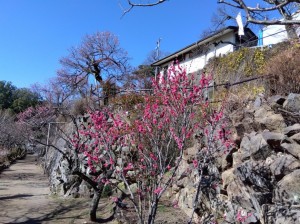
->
xmin=250 ymin=133 xmax=273 ymax=161
xmin=172 ymin=184 xmax=181 ymax=193
xmin=178 ymin=187 xmax=196 ymax=210
xmin=281 ymin=143 xmax=300 ymax=159
xmin=267 ymin=95 xmax=286 ymax=105
xmin=252 ymin=192 xmax=272 ymax=205
xmin=187 ymin=145 xmax=198 ymax=156
xmin=177 ymin=177 xmax=190 ymax=188
xmin=269 ymin=154 xmax=300 ymax=179
xmin=274 ymin=169 xmax=300 ymax=203
xmin=261 ymin=204 xmax=300 ymax=224
xmin=229 ymin=110 xmax=244 ymax=126
xmin=183 ymin=145 xmax=198 ymax=162
xmin=283 ymin=93 xmax=300 ymax=113
xmin=253 ymin=95 xmax=264 ymax=108
xmin=254 ymin=105 xmax=286 ymax=131
xmin=261 ymin=131 xmax=285 ymax=149
xmin=129 ymin=183 xmax=138 ymax=194
xmin=284 ymin=123 xmax=300 ymax=137
xmin=221 ymin=149 xmax=236 ymax=170
xmin=221 ymin=168 xmax=234 ymax=189
xmin=239 ymin=134 xmax=251 ymax=157
xmin=290 ymin=133 xmax=300 ymax=144
xmin=234 ymin=160 xmax=272 ymax=191
xmin=177 ymin=160 xmax=191 ymax=180
xmin=232 ymin=152 xmax=243 ymax=167
xmin=78 ymin=181 xmax=92 ymax=198
xmin=230 ymin=110 xmax=256 ymax=138
xmin=234 ymin=123 xmax=246 ymax=139
xmin=227 ymin=180 xmax=254 ymax=210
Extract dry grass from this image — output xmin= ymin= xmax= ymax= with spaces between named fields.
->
xmin=264 ymin=41 xmax=300 ymax=95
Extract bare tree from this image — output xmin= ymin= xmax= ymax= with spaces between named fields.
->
xmin=58 ymin=31 xmax=131 ymax=104
xmin=121 ymin=1 xmax=300 ymax=26
xmin=218 ymin=0 xmax=300 ymax=38
xmin=218 ymin=1 xmax=300 ymax=24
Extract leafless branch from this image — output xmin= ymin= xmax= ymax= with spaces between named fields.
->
xmin=120 ymin=0 xmax=167 ymax=16
xmin=218 ymin=0 xmax=300 ymax=25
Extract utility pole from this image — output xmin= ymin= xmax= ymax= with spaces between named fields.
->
xmin=155 ymin=38 xmax=162 ymax=80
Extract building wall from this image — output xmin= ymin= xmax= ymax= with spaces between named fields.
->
xmin=158 ymin=32 xmax=235 ymax=78
xmin=262 ymin=25 xmax=288 ymax=45
xmin=262 ymin=12 xmax=300 ymax=46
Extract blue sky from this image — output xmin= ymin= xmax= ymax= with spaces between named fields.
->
xmin=0 ymin=0 xmax=221 ymax=88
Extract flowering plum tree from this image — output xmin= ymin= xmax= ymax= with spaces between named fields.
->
xmin=19 ymin=64 xmax=232 ymax=223
xmin=77 ymin=63 xmax=219 ymax=223
xmin=74 ymin=109 xmax=129 ymax=221
xmin=18 ymin=105 xmax=121 ymax=221
xmin=119 ymin=64 xmax=213 ymax=224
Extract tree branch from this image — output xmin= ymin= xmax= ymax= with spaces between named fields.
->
xmin=219 ymin=0 xmax=300 ymax=25
xmin=121 ymin=0 xmax=167 ymax=16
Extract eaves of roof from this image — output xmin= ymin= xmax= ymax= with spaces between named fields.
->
xmin=151 ymin=26 xmax=255 ymax=67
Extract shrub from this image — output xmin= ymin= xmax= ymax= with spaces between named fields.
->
xmin=111 ymin=93 xmax=144 ymax=111
xmin=72 ymin=98 xmax=89 ymax=116
xmin=264 ymin=42 xmax=300 ymax=95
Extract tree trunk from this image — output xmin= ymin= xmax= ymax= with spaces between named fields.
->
xmin=285 ymin=24 xmax=298 ymax=39
xmin=147 ymin=197 xmax=158 ymax=224
xmin=90 ymin=189 xmax=102 ymax=222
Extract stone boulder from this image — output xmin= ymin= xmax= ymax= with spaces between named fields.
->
xmin=267 ymin=95 xmax=286 ymax=106
xmin=274 ymin=169 xmax=300 ymax=203
xmin=261 ymin=204 xmax=300 ymax=224
xmin=283 ymin=93 xmax=300 ymax=113
xmin=284 ymin=123 xmax=300 ymax=137
xmin=249 ymin=133 xmax=273 ymax=161
xmin=254 ymin=105 xmax=286 ymax=131
xmin=291 ymin=133 xmax=300 ymax=144
xmin=269 ymin=153 xmax=300 ymax=179
xmin=234 ymin=160 xmax=272 ymax=192
xmin=261 ymin=131 xmax=285 ymax=149
xmin=281 ymin=143 xmax=300 ymax=159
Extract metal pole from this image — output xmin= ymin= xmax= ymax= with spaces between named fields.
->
xmin=45 ymin=123 xmax=51 ymax=160
xmin=45 ymin=122 xmax=67 ymax=159
xmin=155 ymin=38 xmax=162 ymax=81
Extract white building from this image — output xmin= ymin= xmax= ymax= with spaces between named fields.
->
xmin=262 ymin=12 xmax=300 ymax=46
xmin=152 ymin=26 xmax=257 ymax=76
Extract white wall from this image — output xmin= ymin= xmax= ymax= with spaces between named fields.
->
xmin=157 ymin=32 xmax=236 ymax=81
xmin=262 ymin=12 xmax=300 ymax=45
xmin=178 ymin=32 xmax=235 ymax=74
xmin=262 ymin=25 xmax=288 ymax=45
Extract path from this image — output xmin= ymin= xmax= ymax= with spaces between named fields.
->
xmin=0 ymin=155 xmax=91 ymax=224
xmin=0 ymin=155 xmax=188 ymax=224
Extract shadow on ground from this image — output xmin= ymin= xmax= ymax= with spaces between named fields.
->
xmin=0 ymin=194 xmax=33 ymax=201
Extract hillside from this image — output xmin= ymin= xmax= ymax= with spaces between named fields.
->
xmin=1 ymin=40 xmax=300 ymax=224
